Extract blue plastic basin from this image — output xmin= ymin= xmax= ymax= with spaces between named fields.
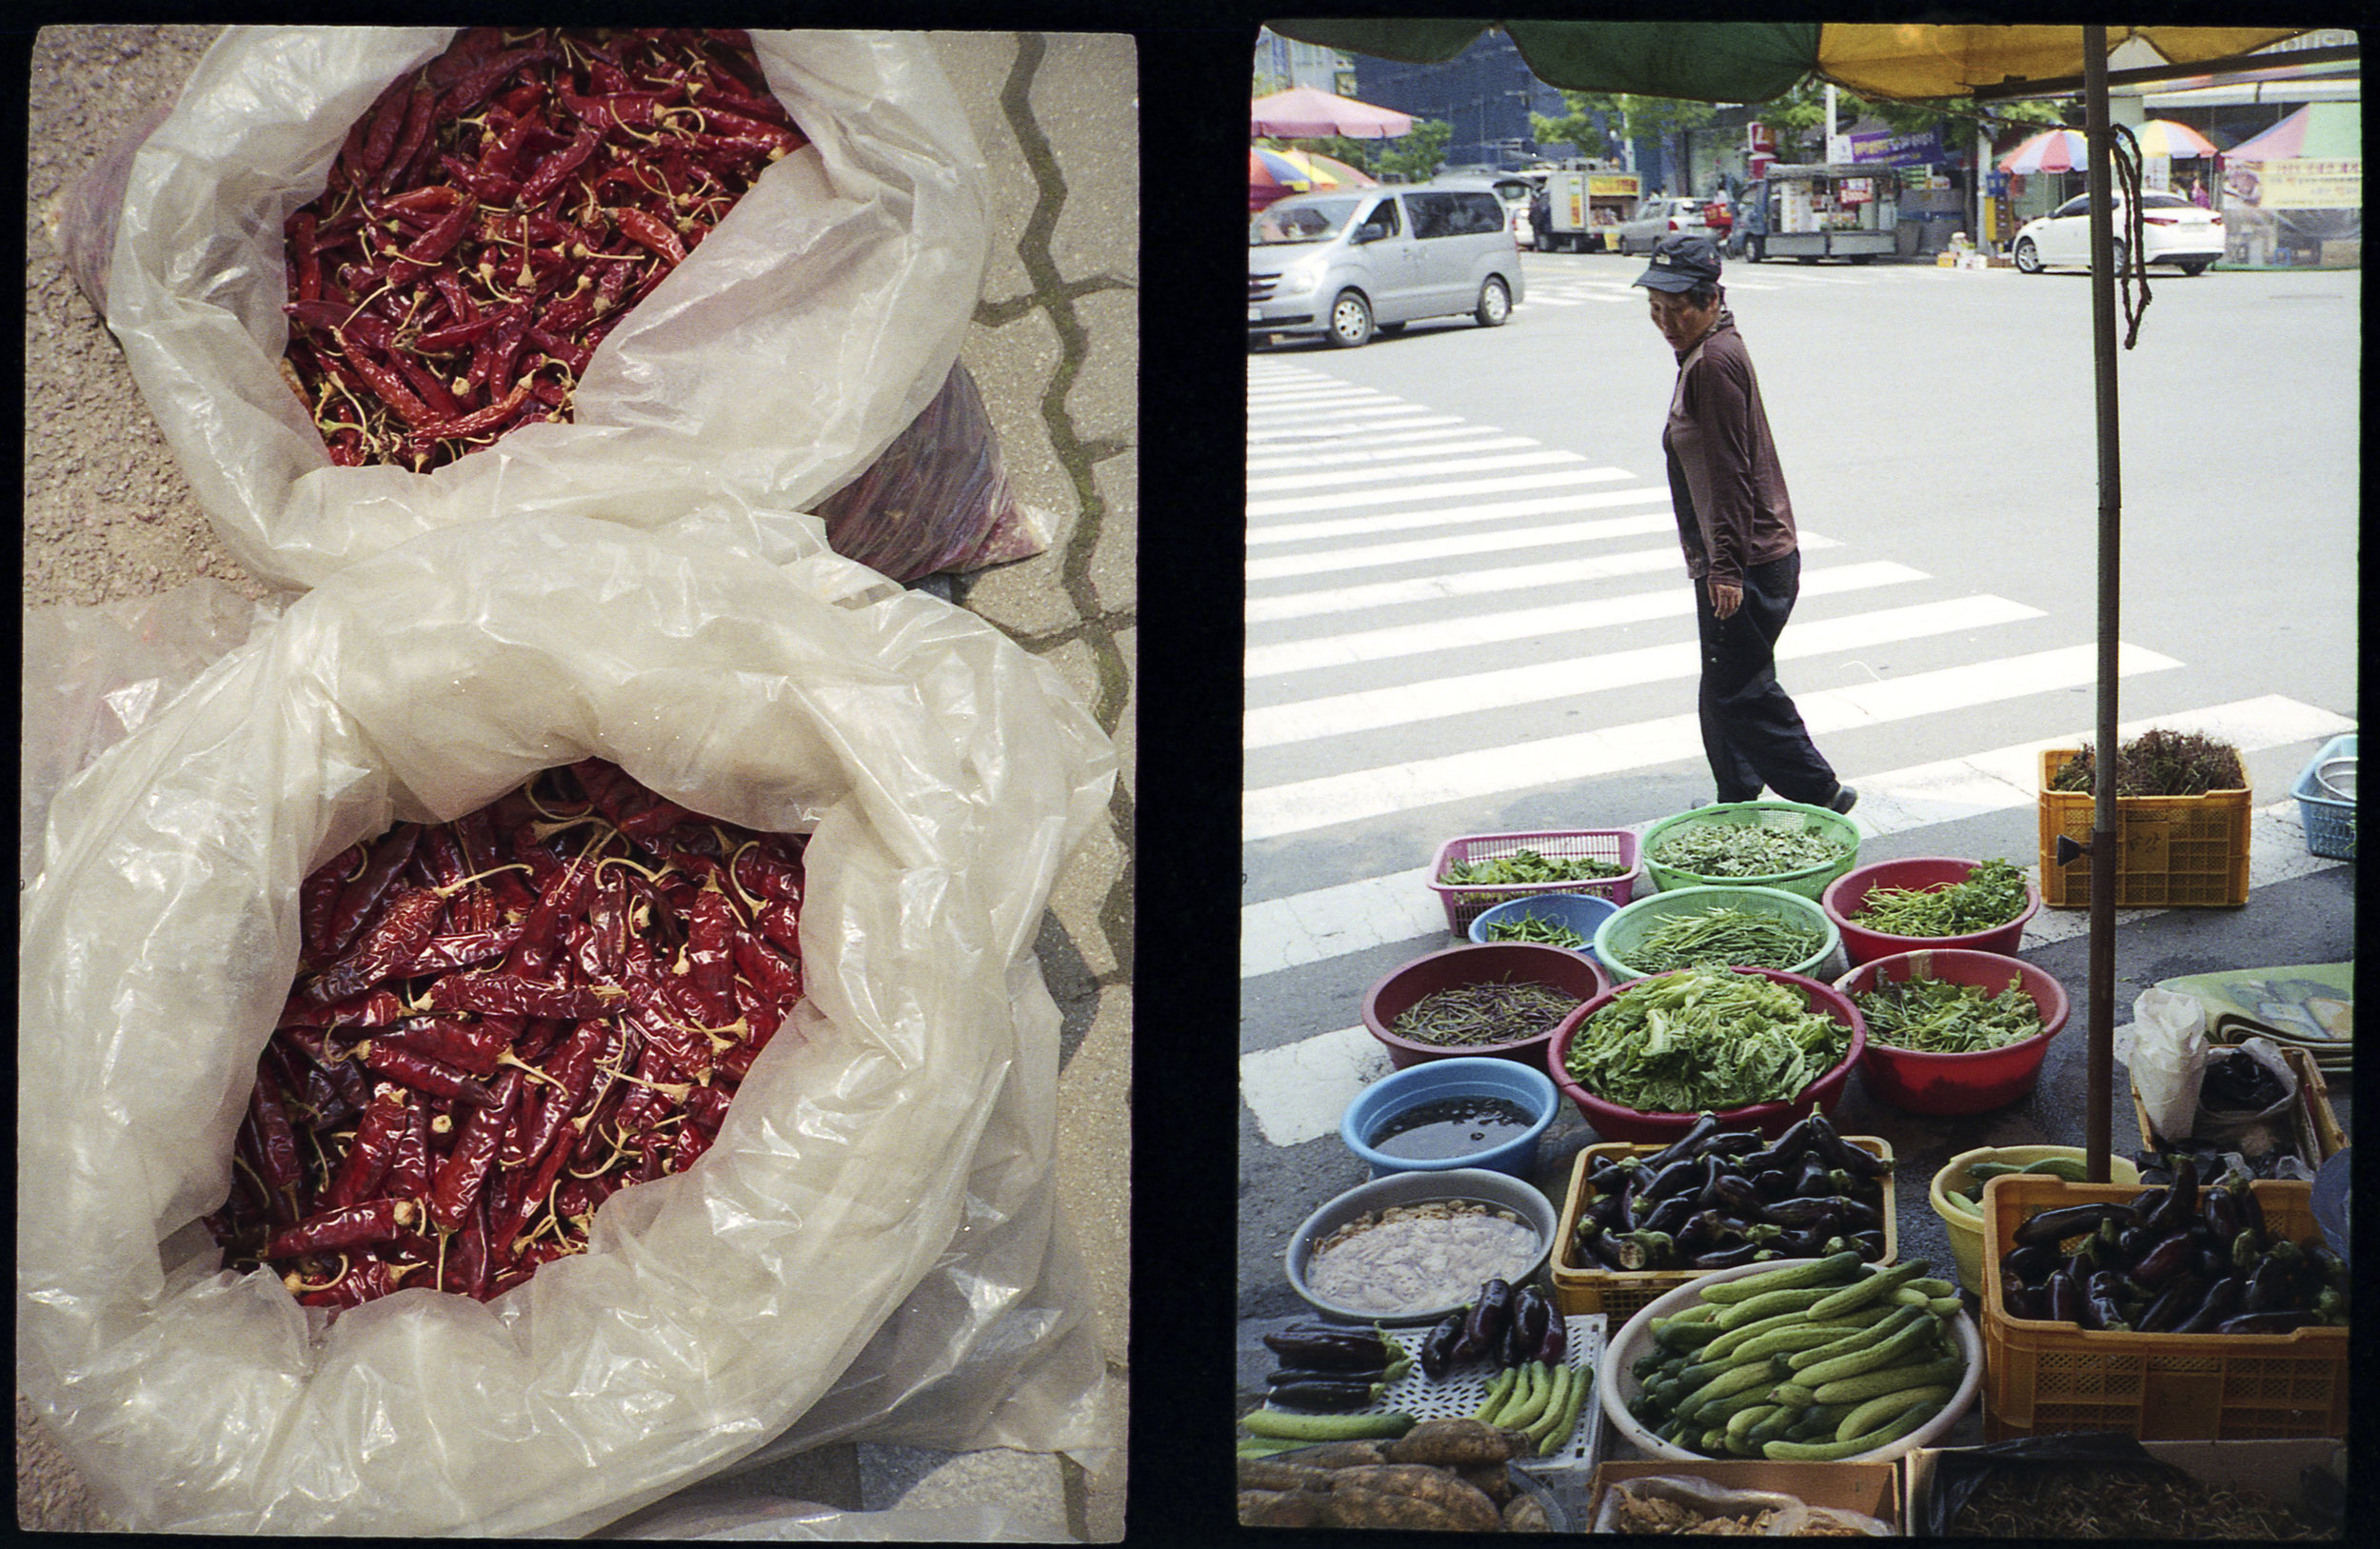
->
xmin=1340 ymin=1056 xmax=1560 ymax=1179
xmin=1466 ymin=891 xmax=1621 ymax=966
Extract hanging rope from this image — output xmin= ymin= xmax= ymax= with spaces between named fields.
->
xmin=2110 ymin=122 xmax=2152 ymax=348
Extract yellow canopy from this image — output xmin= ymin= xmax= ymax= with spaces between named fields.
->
xmin=1815 ymin=25 xmax=2309 ymax=101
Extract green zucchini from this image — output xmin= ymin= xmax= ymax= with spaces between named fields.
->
xmin=2019 ymin=1156 xmax=2091 ymax=1182
xmin=1537 ymin=1363 xmax=1590 ymax=1457
xmin=1695 ymin=1250 xmax=1865 ymax=1302
xmin=1524 ymin=1363 xmax=1576 ymax=1445
xmin=1240 ymin=1408 xmax=1416 ymax=1440
xmin=1501 ymin=1361 xmax=1552 ymax=1430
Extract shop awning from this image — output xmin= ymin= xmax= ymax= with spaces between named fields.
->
xmin=1264 ymin=21 xmax=2310 ymax=103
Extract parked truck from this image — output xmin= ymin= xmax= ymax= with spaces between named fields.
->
xmin=1537 ymin=169 xmax=1642 ymax=253
xmin=1739 ymin=163 xmax=1901 ymax=264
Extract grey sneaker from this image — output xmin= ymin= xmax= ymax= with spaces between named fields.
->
xmin=1827 ymin=784 xmax=1859 ymax=815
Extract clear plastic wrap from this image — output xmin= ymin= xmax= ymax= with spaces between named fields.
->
xmin=102 ymin=28 xmax=989 ymax=593
xmin=1592 ymin=1475 xmax=1894 ymax=1536
xmin=16 ymin=501 xmax=1117 ymax=1536
xmin=816 ymin=365 xmax=1054 ymax=583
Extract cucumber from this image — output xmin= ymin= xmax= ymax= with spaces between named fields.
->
xmin=1785 ymin=1304 xmax=1928 ymax=1371
xmin=1808 ymin=1352 xmax=1966 ymax=1407
xmin=2019 ymin=1156 xmax=2091 ymax=1182
xmin=1502 ymin=1361 xmax=1555 ymax=1430
xmin=1537 ymin=1363 xmax=1590 ymax=1457
xmin=1695 ymin=1250 xmax=1866 ymax=1302
xmin=1747 ymin=1403 xmax=1802 ymax=1448
xmin=1803 ymin=1259 xmax=1932 ymax=1321
xmin=1784 ymin=1402 xmax=1857 ymax=1441
xmin=1766 ymin=1381 xmax=1817 ymax=1411
xmin=1794 ymin=1314 xmax=1945 ymax=1389
xmin=1240 ymin=1408 xmax=1416 ymax=1441
xmin=1672 ymin=1358 xmax=1784 ymax=1421
xmin=1713 ymin=1285 xmax=1837 ymax=1330
xmin=1726 ymin=1401 xmax=1782 ymax=1442
xmin=1941 ymin=1190 xmax=1986 ymax=1217
xmin=1525 ymin=1363 xmax=1577 ymax=1447
xmin=1723 ymin=1321 xmax=1871 ymax=1362
xmin=1761 ymin=1399 xmax=1935 ymax=1460
xmin=1654 ymin=1318 xmax=1727 ymax=1352
xmin=1836 ymin=1384 xmax=1953 ymax=1443
xmin=1696 ymin=1383 xmax=1790 ymax=1427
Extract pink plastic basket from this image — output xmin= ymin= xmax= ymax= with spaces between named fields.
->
xmin=1428 ymin=830 xmax=1640 ymax=934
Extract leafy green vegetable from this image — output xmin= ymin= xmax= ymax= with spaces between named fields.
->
xmin=1562 ymin=967 xmax=1851 ymax=1113
xmin=1853 ymin=976 xmax=2045 ymax=1054
xmin=1442 ymin=848 xmax=1626 ymax=886
xmin=1483 ymin=911 xmax=1588 ymax=949
xmin=1650 ymin=822 xmax=1849 ymax=880
xmin=1621 ymin=904 xmax=1826 ymax=973
xmin=1850 ymin=859 xmax=2031 ymax=938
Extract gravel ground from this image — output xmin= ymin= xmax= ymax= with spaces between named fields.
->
xmin=23 ymin=25 xmax=1135 ymax=1538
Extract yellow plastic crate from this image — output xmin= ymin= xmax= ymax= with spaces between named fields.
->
xmin=2037 ymin=749 xmax=2251 ymax=908
xmin=1978 ymin=1177 xmax=2347 ymax=1440
xmin=1549 ymin=1136 xmax=1895 ymax=1321
xmin=2131 ymin=1043 xmax=2346 ymax=1162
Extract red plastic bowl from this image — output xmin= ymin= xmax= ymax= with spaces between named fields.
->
xmin=1833 ymin=949 xmax=2069 ymax=1115
xmin=1822 ymin=857 xmax=2040 ymax=966
xmin=1362 ymin=943 xmax=1610 ymax=1071
xmin=1544 ymin=967 xmax=1866 ymax=1142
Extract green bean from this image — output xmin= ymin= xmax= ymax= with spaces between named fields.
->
xmin=1623 ymin=905 xmax=1825 ymax=973
xmin=1482 ymin=911 xmax=1588 ymax=949
xmin=1389 ymin=979 xmax=1584 ymax=1047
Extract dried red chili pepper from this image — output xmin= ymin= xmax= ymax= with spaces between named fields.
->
xmin=323 ymin=1085 xmax=410 ymax=1209
xmin=430 ymin=1067 xmax=522 ymax=1234
xmin=265 ymin=1196 xmax=419 ymax=1260
xmin=303 ymin=886 xmax=443 ymax=1004
xmin=323 ymin=824 xmax=423 ymax=958
xmin=358 ymin=1040 xmax=497 ymax=1107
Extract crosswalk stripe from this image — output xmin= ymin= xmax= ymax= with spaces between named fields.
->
xmin=1250 ymin=466 xmax=1644 ymax=518
xmin=1249 ymin=533 xmax=1722 ymax=624
xmin=1240 ymin=787 xmax=2347 ymax=1147
xmin=1247 ymin=447 xmax=1588 ymax=494
xmin=1249 ymin=487 xmax=1664 ymax=547
xmin=1245 ymin=593 xmax=2041 ymax=748
xmin=1246 ymin=501 xmax=1672 ymax=582
xmin=1247 ymin=402 xmax=1443 ymax=427
xmin=1247 ymin=388 xmax=1393 ymax=407
xmin=1248 ymin=432 xmax=1539 ymax=472
xmin=1248 ymin=415 xmax=1466 ymax=444
xmin=1237 ymin=695 xmax=2351 ymax=980
xmin=1243 ymin=643 xmax=2183 ymax=842
xmin=1248 ymin=560 xmax=1925 ymax=677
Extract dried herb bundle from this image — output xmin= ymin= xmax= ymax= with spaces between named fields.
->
xmin=1947 ymin=1462 xmax=2336 ymax=1539
xmin=2050 ymin=728 xmax=2247 ymax=797
xmin=1389 ymin=980 xmax=1583 ymax=1047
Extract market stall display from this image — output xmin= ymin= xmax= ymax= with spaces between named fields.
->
xmin=1362 ymin=943 xmax=1608 ymax=1070
xmin=1835 ymin=950 xmax=2068 ymax=1115
xmin=1596 ymin=886 xmax=1842 ymax=982
xmin=1428 ymin=829 xmax=1640 ymax=934
xmin=1235 ymin=1424 xmax=1570 ymax=1531
xmin=1637 ymin=801 xmax=1860 ymax=899
xmin=1928 ymin=1147 xmax=2141 ymax=1297
xmin=2038 ymin=732 xmax=2253 ymax=909
xmin=1466 ymin=891 xmax=1618 ymax=957
xmin=1339 ymin=1058 xmax=1561 ymax=1180
xmin=1286 ymin=1169 xmax=1558 ymax=1325
xmin=1822 ymin=857 xmax=2039 ymax=964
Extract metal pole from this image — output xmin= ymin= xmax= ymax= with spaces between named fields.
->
xmin=2083 ymin=28 xmax=2120 ymax=1183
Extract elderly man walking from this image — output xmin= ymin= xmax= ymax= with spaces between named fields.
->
xmin=1633 ymin=232 xmax=1856 ymax=815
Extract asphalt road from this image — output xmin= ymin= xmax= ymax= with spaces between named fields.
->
xmin=1237 ymin=250 xmax=2356 ymax=1332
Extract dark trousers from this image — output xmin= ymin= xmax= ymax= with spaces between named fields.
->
xmin=1695 ymin=550 xmax=1838 ymax=806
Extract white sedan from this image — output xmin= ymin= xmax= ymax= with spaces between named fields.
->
xmin=2012 ymin=189 xmax=2223 ymax=276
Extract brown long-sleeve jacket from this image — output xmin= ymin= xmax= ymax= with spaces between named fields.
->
xmin=1660 ymin=311 xmax=1797 ymax=587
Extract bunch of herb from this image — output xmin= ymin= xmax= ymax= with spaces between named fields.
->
xmin=1852 ymin=858 xmax=2032 ymax=937
xmin=1440 ymin=847 xmax=1626 ymax=886
xmin=1482 ymin=911 xmax=1588 ymax=949
xmin=1650 ymin=821 xmax=1849 ymax=879
xmin=2049 ymin=728 xmax=2248 ymax=797
xmin=1391 ymin=979 xmax=1584 ymax=1047
xmin=1562 ymin=966 xmax=1849 ymax=1113
xmin=1622 ymin=904 xmax=1826 ymax=973
xmin=1947 ymin=1462 xmax=2336 ymax=1539
xmin=1853 ymin=976 xmax=2045 ymax=1054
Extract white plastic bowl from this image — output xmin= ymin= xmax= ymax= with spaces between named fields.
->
xmin=1595 ymin=1257 xmax=1982 ymax=1463
xmin=1284 ymin=1167 xmax=1558 ymax=1325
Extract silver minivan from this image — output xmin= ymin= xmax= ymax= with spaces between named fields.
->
xmin=1250 ymin=180 xmax=1526 ymax=348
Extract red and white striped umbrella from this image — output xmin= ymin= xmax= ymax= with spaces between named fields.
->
xmin=2001 ymin=119 xmax=2218 ymax=173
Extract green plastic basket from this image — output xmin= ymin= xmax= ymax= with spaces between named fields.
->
xmin=1638 ymin=801 xmax=1861 ymax=900
xmin=1593 ymin=884 xmax=1844 ymax=983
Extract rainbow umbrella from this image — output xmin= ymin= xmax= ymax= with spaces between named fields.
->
xmin=2132 ymin=119 xmax=2221 ymax=159
xmin=2221 ymin=101 xmax=2361 ymax=162
xmin=1273 ymin=149 xmax=1378 ymax=189
xmin=1249 ymin=148 xmax=1312 ymax=211
xmin=1998 ymin=128 xmax=2090 ymax=174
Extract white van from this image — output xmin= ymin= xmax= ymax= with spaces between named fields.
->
xmin=1250 ymin=180 xmax=1526 ymax=348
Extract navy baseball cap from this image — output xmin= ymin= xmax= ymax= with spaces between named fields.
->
xmin=1633 ymin=231 xmax=1723 ymax=292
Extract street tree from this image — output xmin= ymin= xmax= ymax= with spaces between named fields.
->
xmin=1530 ymin=90 xmax=1607 ymax=161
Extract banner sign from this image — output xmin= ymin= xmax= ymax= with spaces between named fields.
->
xmin=2243 ymin=157 xmax=2361 ymax=210
xmin=1848 ymin=126 xmax=1946 ymax=167
xmin=1586 ymin=174 xmax=1640 ymax=198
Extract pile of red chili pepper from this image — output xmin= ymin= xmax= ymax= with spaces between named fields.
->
xmin=205 ymin=759 xmax=806 ymax=1309
xmin=279 ymin=27 xmax=807 ymax=472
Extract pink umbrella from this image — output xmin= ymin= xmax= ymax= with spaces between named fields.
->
xmin=1999 ymin=129 xmax=2091 ymax=174
xmin=1251 ymin=85 xmax=1414 ymax=140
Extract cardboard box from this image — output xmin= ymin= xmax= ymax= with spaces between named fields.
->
xmin=1904 ymin=1439 xmax=2345 ymax=1535
xmin=1587 ymin=1460 xmax=1900 ymax=1533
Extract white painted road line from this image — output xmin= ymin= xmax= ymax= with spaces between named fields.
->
xmin=1246 ymin=505 xmax=1672 ymax=582
xmin=1244 ymin=594 xmax=2043 ymax=749
xmin=1248 ymin=487 xmax=1664 ymax=547
xmin=1250 ymin=466 xmax=1646 ymax=518
xmin=1245 ymin=643 xmax=2181 ymax=841
xmin=1247 ymin=560 xmax=1927 ymax=678
xmin=1246 ymin=447 xmax=1589 ymax=494
xmin=1247 ymin=432 xmax=1539 ymax=472
xmin=1250 ymin=402 xmax=1463 ymax=428
xmin=1237 ymin=695 xmax=2353 ymax=979
xmin=1240 ymin=793 xmax=2348 ymax=1146
xmin=1248 ymin=415 xmax=1466 ymax=444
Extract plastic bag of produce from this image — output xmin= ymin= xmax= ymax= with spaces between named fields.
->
xmin=2129 ymin=986 xmax=2209 ymax=1144
xmin=1592 ymin=1475 xmax=1892 ymax=1535
xmin=16 ymin=502 xmax=1116 ymax=1535
xmin=102 ymin=28 xmax=987 ymax=593
xmin=2190 ymin=1036 xmax=2302 ymax=1160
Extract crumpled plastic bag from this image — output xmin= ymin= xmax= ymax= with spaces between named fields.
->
xmin=1592 ymin=1475 xmax=1894 ymax=1535
xmin=817 ymin=364 xmax=1054 ymax=583
xmin=103 ymin=27 xmax=988 ymax=593
xmin=20 ymin=577 xmax=277 ymax=886
xmin=42 ymin=100 xmax=172 ymax=319
xmin=16 ymin=501 xmax=1117 ymax=1536
xmin=611 ymin=1496 xmax=1066 ymax=1541
xmin=2191 ymin=1035 xmax=2302 ymax=1159
xmin=2130 ymin=986 xmax=2209 ymax=1144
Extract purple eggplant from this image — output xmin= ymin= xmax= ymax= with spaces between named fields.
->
xmin=2216 ymin=1308 xmax=2322 ymax=1336
xmin=1688 ymin=1240 xmax=1775 ymax=1271
xmin=1419 ymin=1309 xmax=1469 ymax=1380
xmin=1460 ymin=1280 xmax=1514 ymax=1361
xmin=2046 ymin=1270 xmax=2083 ymax=1324
xmin=2173 ymin=1276 xmax=2244 ymax=1334
xmin=2130 ymin=1230 xmax=2196 ymax=1288
xmin=1502 ymin=1285 xmax=1551 ymax=1369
